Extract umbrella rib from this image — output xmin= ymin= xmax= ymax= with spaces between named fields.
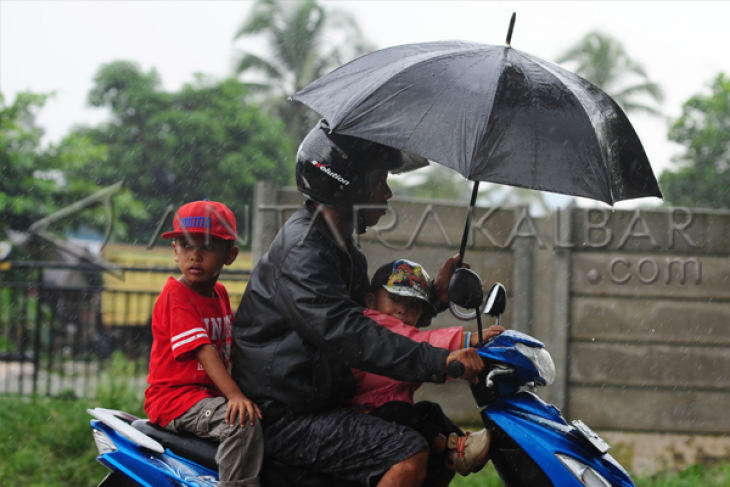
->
xmin=338 ymin=46 xmax=497 ymax=179
xmin=400 ymin=52 xmax=496 ymax=177
xmin=470 ymin=47 xmax=511 ymax=180
xmin=518 ymin=51 xmax=614 ymax=204
xmin=519 ymin=51 xmax=557 ymax=193
xmin=524 ymin=54 xmax=539 ymax=189
xmin=333 ymin=45 xmax=488 ymax=134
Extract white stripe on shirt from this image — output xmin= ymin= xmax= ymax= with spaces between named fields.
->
xmin=171 ymin=327 xmax=208 ymax=344
xmin=171 ymin=333 xmax=209 ymax=350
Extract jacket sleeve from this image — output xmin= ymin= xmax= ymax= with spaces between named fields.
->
xmin=275 ymin=236 xmax=450 ymax=384
xmin=364 ymin=309 xmax=464 ymax=351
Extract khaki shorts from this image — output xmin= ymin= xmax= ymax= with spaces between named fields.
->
xmin=166 ymin=396 xmax=264 ymax=487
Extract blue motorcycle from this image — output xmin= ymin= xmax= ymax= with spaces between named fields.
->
xmin=447 ymin=268 xmax=634 ymax=487
xmin=88 ymin=270 xmax=634 ymax=487
xmin=470 ymin=328 xmax=634 ymax=487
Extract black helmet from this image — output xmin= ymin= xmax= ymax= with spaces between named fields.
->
xmin=296 ymin=120 xmax=404 ymax=209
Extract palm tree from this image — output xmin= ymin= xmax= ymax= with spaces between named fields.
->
xmin=390 ymin=164 xmax=551 ymax=214
xmin=390 ymin=165 xmax=473 ymax=202
xmin=233 ymin=0 xmax=374 ymax=144
xmin=557 ymin=31 xmax=664 ymax=115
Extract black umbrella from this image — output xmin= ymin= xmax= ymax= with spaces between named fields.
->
xmin=292 ymin=14 xmax=662 ymax=260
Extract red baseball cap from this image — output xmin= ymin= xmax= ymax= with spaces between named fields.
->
xmin=162 ymin=200 xmax=237 ymax=241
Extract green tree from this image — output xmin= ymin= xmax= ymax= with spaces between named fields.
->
xmin=233 ymin=0 xmax=374 ymax=145
xmin=0 ymin=91 xmax=140 ymax=244
xmin=0 ymin=91 xmax=62 ymax=234
xmin=70 ymin=61 xmax=294 ymax=243
xmin=557 ymin=31 xmax=664 ymax=115
xmin=659 ymin=73 xmax=730 ymax=208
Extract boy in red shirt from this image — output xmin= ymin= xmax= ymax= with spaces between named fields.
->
xmin=351 ymin=259 xmax=504 ymax=484
xmin=144 ymin=200 xmax=263 ymax=487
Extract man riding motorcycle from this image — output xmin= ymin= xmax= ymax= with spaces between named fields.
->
xmin=231 ymin=120 xmax=483 ymax=487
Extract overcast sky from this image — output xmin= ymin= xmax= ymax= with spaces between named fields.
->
xmin=2 ymin=1 xmax=729 ymax=208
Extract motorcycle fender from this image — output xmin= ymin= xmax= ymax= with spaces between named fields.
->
xmin=93 ymin=421 xmax=214 ymax=487
xmin=485 ymin=392 xmax=634 ymax=487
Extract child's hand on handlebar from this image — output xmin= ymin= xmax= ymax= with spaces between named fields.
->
xmin=446 ymin=348 xmax=483 ymax=383
xmin=471 ymin=325 xmax=506 ymax=346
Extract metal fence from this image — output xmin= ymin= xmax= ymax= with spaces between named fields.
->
xmin=0 ymin=261 xmax=250 ymax=398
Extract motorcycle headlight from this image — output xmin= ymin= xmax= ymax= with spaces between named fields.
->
xmin=514 ymin=342 xmax=556 ymax=385
xmin=556 ymin=454 xmax=612 ymax=487
xmin=92 ymin=429 xmax=118 ymax=455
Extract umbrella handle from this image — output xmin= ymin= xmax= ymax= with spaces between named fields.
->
xmin=457 ymin=181 xmax=480 ymax=268
xmin=505 ymin=12 xmax=516 ymax=47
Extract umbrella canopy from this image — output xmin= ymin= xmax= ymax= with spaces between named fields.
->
xmin=292 ymin=39 xmax=663 ymax=206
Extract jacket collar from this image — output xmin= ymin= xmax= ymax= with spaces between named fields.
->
xmin=303 ymin=201 xmax=354 ymax=252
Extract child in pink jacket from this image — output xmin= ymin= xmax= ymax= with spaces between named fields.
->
xmin=351 ymin=259 xmax=504 ymax=482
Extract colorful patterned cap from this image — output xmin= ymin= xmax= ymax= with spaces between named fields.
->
xmin=371 ymin=259 xmax=437 ymax=316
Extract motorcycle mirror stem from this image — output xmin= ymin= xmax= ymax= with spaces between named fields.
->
xmin=475 ymin=311 xmax=485 ymax=348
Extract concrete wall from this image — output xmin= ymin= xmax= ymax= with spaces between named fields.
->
xmin=251 ymin=182 xmax=730 ymax=466
xmin=561 ymin=208 xmax=730 ymax=436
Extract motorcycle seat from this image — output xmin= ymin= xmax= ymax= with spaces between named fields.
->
xmin=132 ymin=420 xmax=354 ymax=486
xmin=132 ymin=419 xmax=219 ymax=471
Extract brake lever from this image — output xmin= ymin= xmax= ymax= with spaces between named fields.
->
xmin=485 ymin=365 xmax=515 ymax=388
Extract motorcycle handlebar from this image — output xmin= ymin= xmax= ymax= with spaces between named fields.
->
xmin=447 ymin=360 xmax=465 ymax=379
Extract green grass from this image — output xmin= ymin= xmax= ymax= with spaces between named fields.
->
xmin=634 ymin=463 xmax=730 ymax=486
xmin=451 ymin=463 xmax=504 ymax=486
xmin=0 ymin=395 xmax=109 ymax=487
xmin=0 ymin=353 xmax=145 ymax=487
xmin=449 ymin=462 xmax=730 ymax=487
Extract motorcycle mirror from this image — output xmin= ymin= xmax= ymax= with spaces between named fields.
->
xmin=448 ymin=268 xmax=484 ymax=309
xmin=483 ymin=283 xmax=507 ymax=317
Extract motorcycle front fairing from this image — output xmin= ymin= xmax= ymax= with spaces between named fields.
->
xmin=476 ymin=330 xmax=554 ymax=396
xmin=473 ymin=331 xmax=633 ymax=487
xmin=485 ymin=392 xmax=634 ymax=487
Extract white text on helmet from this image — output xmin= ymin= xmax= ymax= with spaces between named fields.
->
xmin=311 ymin=160 xmax=350 ymax=186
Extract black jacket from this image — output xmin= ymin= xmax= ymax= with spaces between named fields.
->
xmin=231 ymin=203 xmax=450 ymax=419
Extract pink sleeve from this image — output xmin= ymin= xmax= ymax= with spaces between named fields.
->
xmin=364 ymin=309 xmax=464 ymax=351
